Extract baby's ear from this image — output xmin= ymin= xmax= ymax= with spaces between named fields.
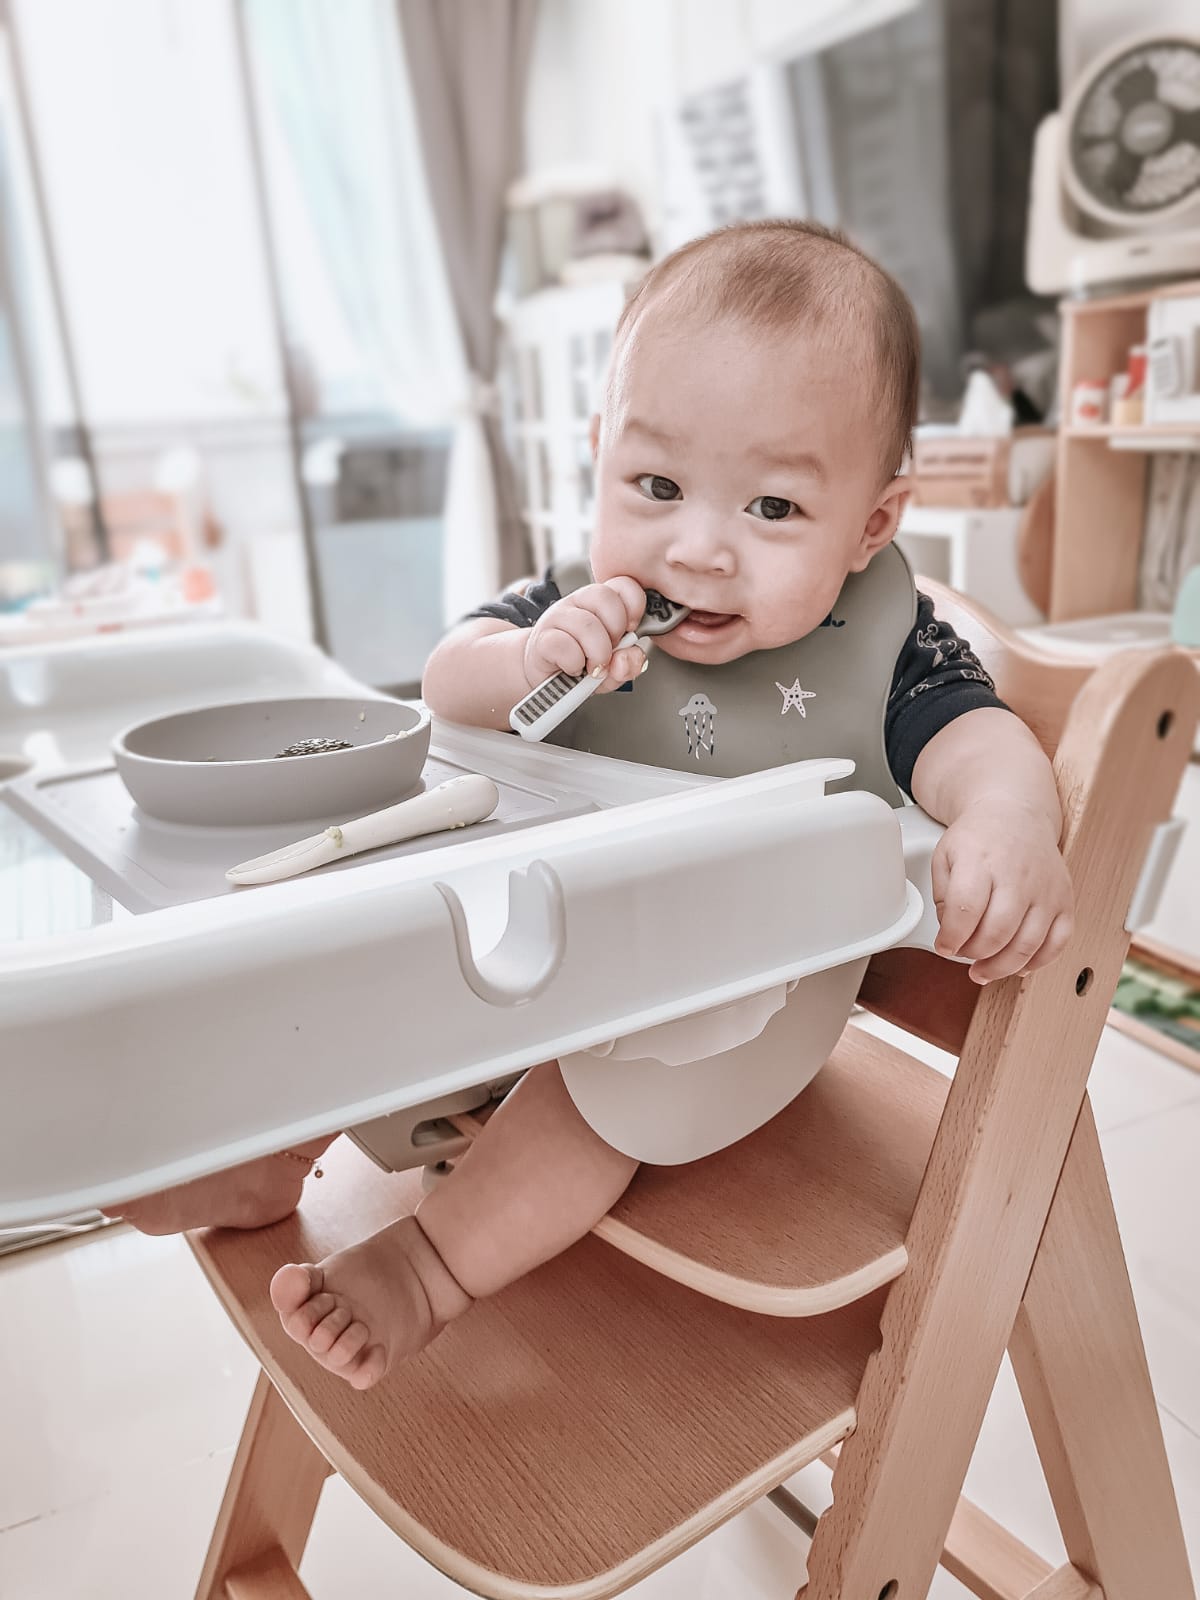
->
xmin=589 ymin=413 xmax=602 ymax=459
xmin=851 ymin=474 xmax=912 ymax=570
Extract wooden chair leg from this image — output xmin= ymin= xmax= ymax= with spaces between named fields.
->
xmin=1024 ymin=1569 xmax=1102 ymax=1600
xmin=223 ymin=1547 xmax=313 ymax=1600
xmin=794 ymin=969 xmax=1108 ymax=1600
xmin=1009 ymin=1097 xmax=1195 ymax=1600
xmin=195 ymin=1369 xmax=332 ymax=1600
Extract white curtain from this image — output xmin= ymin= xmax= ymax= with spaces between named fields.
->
xmin=397 ymin=0 xmax=537 ymax=619
xmin=247 ymin=0 xmax=507 ymax=618
xmin=246 ymin=0 xmax=465 ymax=427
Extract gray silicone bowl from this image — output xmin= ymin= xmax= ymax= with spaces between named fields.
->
xmin=113 ymin=697 xmax=431 ymax=825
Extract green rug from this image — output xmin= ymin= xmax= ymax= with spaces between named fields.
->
xmin=1112 ymin=956 xmax=1200 ymax=1058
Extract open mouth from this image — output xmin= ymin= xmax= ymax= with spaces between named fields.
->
xmin=685 ymin=610 xmax=737 ymax=627
xmin=668 ymin=608 xmax=742 ymax=648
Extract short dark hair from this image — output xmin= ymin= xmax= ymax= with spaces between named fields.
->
xmin=611 ymin=219 xmax=920 ymax=480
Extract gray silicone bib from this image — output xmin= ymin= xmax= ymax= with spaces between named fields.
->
xmin=546 ymin=541 xmax=917 ymax=805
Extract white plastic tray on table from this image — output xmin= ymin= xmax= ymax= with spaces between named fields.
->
xmin=0 ymin=622 xmax=942 ymax=1225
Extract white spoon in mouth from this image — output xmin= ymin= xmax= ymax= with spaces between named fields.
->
xmin=226 ymin=773 xmax=500 ymax=886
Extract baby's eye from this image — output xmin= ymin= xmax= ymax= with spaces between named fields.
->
xmin=746 ymin=495 xmax=798 ymax=522
xmin=635 ymin=474 xmax=682 ymax=502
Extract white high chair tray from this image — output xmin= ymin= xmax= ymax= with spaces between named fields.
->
xmin=1 ymin=623 xmax=929 ymax=1227
xmin=2 ymin=733 xmax=609 ymax=913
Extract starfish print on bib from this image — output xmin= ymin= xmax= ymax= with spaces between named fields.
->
xmin=776 ymin=679 xmax=816 ymax=717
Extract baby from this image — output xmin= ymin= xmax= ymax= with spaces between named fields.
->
xmin=111 ymin=222 xmax=1074 ymax=1391
xmin=263 ymin=220 xmax=1073 ymax=1389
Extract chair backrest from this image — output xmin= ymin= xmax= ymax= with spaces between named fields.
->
xmin=809 ymin=602 xmax=1199 ymax=1600
xmin=916 ymin=577 xmax=1094 ymax=756
xmin=861 ymin=577 xmax=1125 ymax=1054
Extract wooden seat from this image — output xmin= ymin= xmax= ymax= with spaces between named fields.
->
xmin=189 ymin=582 xmax=1200 ymax=1600
xmin=191 ymin=1142 xmax=884 ymax=1600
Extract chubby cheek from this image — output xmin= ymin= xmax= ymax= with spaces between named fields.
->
xmin=587 ymin=489 xmax=640 ymax=584
xmin=748 ymin=567 xmax=845 ymax=647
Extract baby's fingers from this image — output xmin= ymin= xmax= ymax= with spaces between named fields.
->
xmin=1018 ymin=909 xmax=1074 ymax=975
xmin=567 ymin=580 xmax=646 ymax=647
xmin=932 ymin=861 xmax=993 ymax=957
xmin=967 ymin=906 xmax=1054 ymax=985
xmin=603 ymin=576 xmax=649 ymax=632
xmin=536 ymin=611 xmax=617 ymax=679
xmin=532 ymin=625 xmax=587 ymax=680
xmin=594 ymin=643 xmax=648 ymax=693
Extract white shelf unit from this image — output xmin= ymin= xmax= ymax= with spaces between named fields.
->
xmin=896 ymin=504 xmax=1044 ymax=628
xmin=502 ymin=280 xmax=641 ymax=572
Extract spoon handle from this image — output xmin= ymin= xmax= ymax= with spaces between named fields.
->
xmin=226 ymin=774 xmax=500 ymax=885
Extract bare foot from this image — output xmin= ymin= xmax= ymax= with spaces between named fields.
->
xmin=270 ymin=1214 xmax=472 ymax=1391
xmin=103 ymin=1136 xmax=337 ymax=1235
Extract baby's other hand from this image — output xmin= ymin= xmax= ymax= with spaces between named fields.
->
xmin=931 ymin=799 xmax=1074 ymax=985
xmin=524 ymin=579 xmax=647 ymax=693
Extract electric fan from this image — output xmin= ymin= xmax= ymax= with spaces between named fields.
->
xmin=1027 ymin=32 xmax=1200 ymax=293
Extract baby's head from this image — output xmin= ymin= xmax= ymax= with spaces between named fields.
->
xmin=590 ymin=220 xmax=919 ymax=662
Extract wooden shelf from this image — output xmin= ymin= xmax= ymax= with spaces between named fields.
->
xmin=191 ymin=1143 xmax=883 ymax=1600
xmin=1063 ymin=279 xmax=1200 ymax=316
xmin=1053 ymin=293 xmax=1150 ymax=620
xmin=1064 ymin=423 xmax=1200 ymax=440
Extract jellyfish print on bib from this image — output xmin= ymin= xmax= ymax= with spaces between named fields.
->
xmin=678 ymin=693 xmax=717 ymax=759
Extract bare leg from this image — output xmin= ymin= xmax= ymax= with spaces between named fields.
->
xmin=270 ymin=1062 xmax=638 ymax=1389
xmin=102 ymin=1134 xmax=338 ymax=1235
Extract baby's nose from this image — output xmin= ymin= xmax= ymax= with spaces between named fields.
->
xmin=665 ymin=515 xmax=736 ymax=576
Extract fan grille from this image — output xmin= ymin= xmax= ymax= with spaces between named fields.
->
xmin=1068 ymin=37 xmax=1200 ymax=220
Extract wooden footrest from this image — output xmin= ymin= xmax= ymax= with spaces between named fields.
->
xmin=597 ymin=1023 xmax=948 ymax=1315
xmin=190 ymin=1143 xmax=884 ymax=1600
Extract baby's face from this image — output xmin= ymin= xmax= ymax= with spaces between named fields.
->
xmin=591 ymin=313 xmax=908 ymax=663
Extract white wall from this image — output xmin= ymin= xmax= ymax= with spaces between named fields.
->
xmin=526 ymin=0 xmax=1200 ymax=229
xmin=523 ymin=0 xmax=924 ymax=245
xmin=524 ymin=0 xmax=677 ymax=242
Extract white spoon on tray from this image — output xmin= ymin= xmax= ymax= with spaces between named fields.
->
xmin=226 ymin=773 xmax=500 ymax=886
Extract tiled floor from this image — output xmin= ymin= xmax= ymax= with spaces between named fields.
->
xmin=2 ymin=1014 xmax=1198 ymax=1599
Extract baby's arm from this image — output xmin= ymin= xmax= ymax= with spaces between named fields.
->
xmin=909 ymin=706 xmax=1074 ymax=984
xmin=422 ymin=617 xmax=545 ymax=731
xmin=422 ymin=578 xmax=647 ymax=730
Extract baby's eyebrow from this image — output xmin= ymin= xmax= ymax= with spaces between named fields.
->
xmin=749 ymin=445 xmax=828 ymax=486
xmin=623 ymin=417 xmax=683 ymax=450
xmin=621 ymin=417 xmax=828 ymax=487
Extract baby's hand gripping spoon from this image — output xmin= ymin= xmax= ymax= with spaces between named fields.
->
xmin=509 ymin=589 xmax=690 ymax=742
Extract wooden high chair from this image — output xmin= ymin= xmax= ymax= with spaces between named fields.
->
xmin=187 ymin=584 xmax=1199 ymax=1600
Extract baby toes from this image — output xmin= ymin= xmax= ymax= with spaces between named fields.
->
xmin=346 ymin=1344 xmax=388 ymax=1391
xmin=270 ymin=1263 xmax=336 ymax=1346
xmin=307 ymin=1302 xmax=354 ymax=1355
xmin=324 ymin=1319 xmax=371 ymax=1372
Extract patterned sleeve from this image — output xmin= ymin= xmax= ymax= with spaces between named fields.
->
xmin=462 ymin=570 xmax=562 ymax=629
xmin=885 ymin=593 xmax=1009 ymax=795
